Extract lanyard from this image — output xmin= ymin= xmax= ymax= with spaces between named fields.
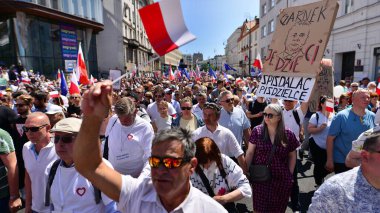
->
xmin=58 ymin=162 xmax=79 ymax=211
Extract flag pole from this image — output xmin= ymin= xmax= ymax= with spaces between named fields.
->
xmin=112 ymin=56 xmax=160 ymax=85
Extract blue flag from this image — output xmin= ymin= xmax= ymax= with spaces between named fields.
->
xmin=224 ymin=63 xmax=236 ymax=71
xmin=60 ymin=70 xmax=68 ymax=96
xmin=209 ymin=67 xmax=217 ymax=79
xmin=250 ymin=67 xmax=256 ymax=76
xmin=181 ymin=68 xmax=190 ymax=79
xmin=223 ymin=72 xmax=229 ymax=83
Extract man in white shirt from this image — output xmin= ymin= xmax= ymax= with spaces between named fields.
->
xmin=147 ymin=87 xmax=177 ymax=121
xmin=46 ymin=117 xmax=118 ymax=213
xmin=106 ymin=97 xmax=154 ymax=178
xmin=192 ymin=102 xmax=247 ymax=174
xmin=192 ymin=92 xmax=207 ymax=119
xmin=73 ymin=81 xmax=226 ymax=213
xmin=23 ymin=112 xmax=58 ymax=213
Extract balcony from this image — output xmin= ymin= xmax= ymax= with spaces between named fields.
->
xmin=127 ymin=38 xmax=139 ymax=48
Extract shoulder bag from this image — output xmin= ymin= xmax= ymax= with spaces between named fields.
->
xmin=249 ymin=142 xmax=276 ymax=183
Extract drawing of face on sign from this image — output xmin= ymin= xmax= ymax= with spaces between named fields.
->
xmin=281 ymin=22 xmax=310 ymax=60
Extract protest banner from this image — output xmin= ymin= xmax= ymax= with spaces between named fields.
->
xmin=309 ymin=59 xmax=334 ymax=112
xmin=257 ymin=0 xmax=338 ymax=101
xmin=256 ymin=75 xmax=316 ymax=101
xmin=109 ymin=69 xmax=122 ymax=90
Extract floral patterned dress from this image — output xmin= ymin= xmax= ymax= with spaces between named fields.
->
xmin=249 ymin=124 xmax=300 ymax=212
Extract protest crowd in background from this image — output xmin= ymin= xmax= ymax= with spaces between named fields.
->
xmin=0 ymin=60 xmax=380 ymax=212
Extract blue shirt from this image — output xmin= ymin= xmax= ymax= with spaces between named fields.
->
xmin=328 ymin=108 xmax=375 ymax=163
xmin=309 ymin=167 xmax=380 ymax=212
xmin=219 ymin=107 xmax=251 ymax=146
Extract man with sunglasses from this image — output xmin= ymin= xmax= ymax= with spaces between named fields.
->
xmin=73 ymin=80 xmax=226 ymax=212
xmin=192 ymin=102 xmax=248 ymax=174
xmin=218 ymin=91 xmax=251 ymax=151
xmin=309 ymin=132 xmax=380 ymax=212
xmin=147 ymin=87 xmax=177 ymax=121
xmin=22 ymin=112 xmax=58 ymax=213
xmin=45 ymin=117 xmax=118 ymax=212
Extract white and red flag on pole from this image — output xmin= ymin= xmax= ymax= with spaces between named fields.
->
xmin=168 ymin=65 xmax=175 ymax=81
xmin=326 ymin=99 xmax=334 ymax=113
xmin=253 ymin=53 xmax=263 ymax=71
xmin=49 ymin=91 xmax=59 ymax=98
xmin=69 ymin=70 xmax=81 ymax=95
xmin=376 ymin=77 xmax=380 ymax=95
xmin=138 ymin=0 xmax=196 ymax=56
xmin=76 ymin=42 xmax=90 ymax=85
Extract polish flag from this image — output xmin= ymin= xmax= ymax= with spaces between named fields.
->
xmin=49 ymin=91 xmax=59 ymax=98
xmin=21 ymin=77 xmax=31 ymax=84
xmin=376 ymin=77 xmax=380 ymax=95
xmin=90 ymin=75 xmax=96 ymax=85
xmin=326 ymin=99 xmax=334 ymax=113
xmin=138 ymin=0 xmax=196 ymax=56
xmin=76 ymin=42 xmax=90 ymax=85
xmin=0 ymin=91 xmax=6 ymax=97
xmin=168 ymin=65 xmax=175 ymax=81
xmin=69 ymin=70 xmax=81 ymax=95
xmin=253 ymin=53 xmax=263 ymax=70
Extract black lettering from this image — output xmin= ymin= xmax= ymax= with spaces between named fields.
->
xmin=303 ymin=78 xmax=313 ymax=90
xmin=309 ymin=7 xmax=319 ymax=23
xmin=276 ymin=88 xmax=283 ymax=96
xmin=317 ymin=6 xmax=327 ymax=22
xmin=258 ymin=85 xmax=266 ymax=94
xmin=280 ymin=14 xmax=289 ymax=25
xmin=294 ymin=77 xmax=303 ymax=89
xmin=271 ymin=88 xmax=278 ymax=95
xmin=299 ymin=91 xmax=308 ymax=101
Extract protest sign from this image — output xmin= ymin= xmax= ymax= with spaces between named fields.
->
xmin=264 ymin=0 xmax=339 ymax=77
xmin=256 ymin=75 xmax=316 ymax=101
xmin=109 ymin=70 xmax=121 ymax=90
xmin=309 ymin=59 xmax=334 ymax=112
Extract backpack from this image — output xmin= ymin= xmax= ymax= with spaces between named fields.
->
xmin=45 ymin=159 xmax=101 ymax=206
xmin=292 ymin=110 xmax=304 ymax=142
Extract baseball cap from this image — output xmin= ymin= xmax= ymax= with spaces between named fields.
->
xmin=51 ymin=117 xmax=82 ymax=134
xmin=46 ymin=105 xmax=64 ymax=115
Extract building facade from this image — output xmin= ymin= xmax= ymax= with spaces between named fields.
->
xmin=225 ymin=27 xmax=242 ymax=74
xmin=160 ymin=49 xmax=183 ymax=71
xmin=0 ymin=0 xmax=103 ymax=78
xmin=182 ymin=54 xmax=193 ymax=70
xmin=238 ymin=18 xmax=260 ymax=77
xmin=97 ymin=0 xmax=155 ymax=76
xmin=193 ymin=52 xmax=204 ymax=65
xmin=259 ymin=0 xmax=380 ymax=82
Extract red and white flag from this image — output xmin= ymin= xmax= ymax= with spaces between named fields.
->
xmin=138 ymin=0 xmax=196 ymax=56
xmin=168 ymin=65 xmax=175 ymax=81
xmin=21 ymin=77 xmax=31 ymax=84
xmin=76 ymin=43 xmax=90 ymax=85
xmin=326 ymin=99 xmax=334 ymax=113
xmin=0 ymin=91 xmax=6 ymax=97
xmin=69 ymin=70 xmax=81 ymax=95
xmin=253 ymin=53 xmax=263 ymax=70
xmin=49 ymin=91 xmax=59 ymax=98
xmin=376 ymin=77 xmax=380 ymax=95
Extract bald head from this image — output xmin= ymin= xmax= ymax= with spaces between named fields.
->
xmin=26 ymin=112 xmax=50 ymax=126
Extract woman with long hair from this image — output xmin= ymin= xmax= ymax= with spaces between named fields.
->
xmin=308 ymin=96 xmax=334 ymax=187
xmin=245 ymin=104 xmax=299 ymax=212
xmin=190 ymin=137 xmax=251 ymax=212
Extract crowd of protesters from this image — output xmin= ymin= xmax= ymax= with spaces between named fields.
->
xmin=0 ymin=64 xmax=379 ymax=212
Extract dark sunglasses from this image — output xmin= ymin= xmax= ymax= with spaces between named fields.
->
xmin=263 ymin=112 xmax=277 ymax=119
xmin=148 ymin=156 xmax=189 ymax=169
xmin=22 ymin=124 xmax=48 ymax=133
xmin=54 ymin=135 xmax=76 ymax=144
xmin=222 ymin=98 xmax=234 ymax=103
xmin=181 ymin=107 xmax=192 ymax=110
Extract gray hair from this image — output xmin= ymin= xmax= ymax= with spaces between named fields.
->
xmin=262 ymin=104 xmax=289 ymax=145
xmin=217 ymin=90 xmax=232 ymax=104
xmin=114 ymin=97 xmax=136 ymax=115
xmin=152 ymin=128 xmax=196 ymax=159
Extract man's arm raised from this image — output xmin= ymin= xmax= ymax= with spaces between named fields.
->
xmin=73 ymin=81 xmax=122 ymax=202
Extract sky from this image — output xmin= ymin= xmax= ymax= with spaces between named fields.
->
xmin=177 ymin=0 xmax=260 ymax=59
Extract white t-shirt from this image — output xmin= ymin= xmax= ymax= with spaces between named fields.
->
xmin=192 ymin=124 xmax=244 ymax=158
xmin=118 ymin=176 xmax=227 ymax=213
xmin=153 ymin=115 xmax=172 ymax=132
xmin=23 ymin=140 xmax=58 ymax=213
xmin=46 ymin=159 xmax=115 ymax=213
xmin=147 ymin=102 xmax=177 ymax=121
xmin=309 ymin=112 xmax=334 ymax=149
xmin=105 ymin=115 xmax=154 ymax=177
xmin=282 ymin=107 xmax=304 ymax=141
xmin=192 ymin=104 xmax=204 ymax=119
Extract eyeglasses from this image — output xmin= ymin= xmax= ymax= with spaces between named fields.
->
xmin=221 ymin=98 xmax=234 ymax=103
xmin=181 ymin=107 xmax=192 ymax=110
xmin=263 ymin=112 xmax=277 ymax=119
xmin=15 ymin=103 xmax=27 ymax=107
xmin=148 ymin=156 xmax=189 ymax=169
xmin=54 ymin=135 xmax=76 ymax=144
xmin=70 ymin=96 xmax=80 ymax=99
xmin=22 ymin=124 xmax=48 ymax=133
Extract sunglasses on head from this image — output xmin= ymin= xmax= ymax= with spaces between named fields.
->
xmin=181 ymin=107 xmax=192 ymax=110
xmin=22 ymin=124 xmax=48 ymax=133
xmin=263 ymin=112 xmax=276 ymax=119
xmin=148 ymin=156 xmax=189 ymax=169
xmin=222 ymin=98 xmax=234 ymax=103
xmin=54 ymin=135 xmax=76 ymax=144
xmin=204 ymin=102 xmax=221 ymax=111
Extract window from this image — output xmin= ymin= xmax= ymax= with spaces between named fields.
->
xmin=268 ymin=19 xmax=274 ymax=33
xmin=345 ymin=0 xmax=354 ymax=14
xmin=261 ymin=3 xmax=267 ymax=17
xmin=271 ymin=0 xmax=275 ymax=8
xmin=124 ymin=4 xmax=130 ymax=19
xmin=261 ymin=25 xmax=267 ymax=38
xmin=261 ymin=47 xmax=266 ymax=59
